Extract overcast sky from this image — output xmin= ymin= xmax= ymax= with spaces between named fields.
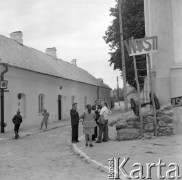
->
xmin=0 ymin=0 xmax=122 ymax=89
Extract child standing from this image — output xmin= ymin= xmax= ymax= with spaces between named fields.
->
xmin=40 ymin=109 xmax=49 ymax=130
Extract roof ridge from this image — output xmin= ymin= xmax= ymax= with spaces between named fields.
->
xmin=0 ymin=34 xmax=111 ymax=89
xmin=0 ymin=34 xmax=67 ymax=63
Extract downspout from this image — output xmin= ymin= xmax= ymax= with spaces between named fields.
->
xmin=97 ymin=86 xmax=100 ymax=100
xmin=0 ymin=63 xmax=8 ymax=133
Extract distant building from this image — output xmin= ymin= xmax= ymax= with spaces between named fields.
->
xmin=0 ymin=31 xmax=111 ymax=131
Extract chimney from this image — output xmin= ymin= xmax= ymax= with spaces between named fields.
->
xmin=71 ymin=59 xmax=77 ymax=66
xmin=10 ymin=31 xmax=23 ymax=44
xmin=46 ymin=47 xmax=57 ymax=58
xmin=98 ymin=78 xmax=104 ymax=83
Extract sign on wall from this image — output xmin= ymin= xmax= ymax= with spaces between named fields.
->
xmin=0 ymin=80 xmax=8 ymax=89
xmin=124 ymin=36 xmax=158 ymax=56
xmin=171 ymin=96 xmax=182 ymax=107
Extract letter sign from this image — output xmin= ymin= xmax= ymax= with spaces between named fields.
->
xmin=171 ymin=96 xmax=182 ymax=107
xmin=124 ymin=36 xmax=158 ymax=56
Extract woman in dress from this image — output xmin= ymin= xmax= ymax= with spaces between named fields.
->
xmin=81 ymin=104 xmax=96 ymax=147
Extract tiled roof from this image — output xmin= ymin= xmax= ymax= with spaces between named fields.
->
xmin=0 ymin=35 xmax=110 ymax=89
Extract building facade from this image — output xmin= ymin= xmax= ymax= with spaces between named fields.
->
xmin=0 ymin=31 xmax=111 ymax=131
xmin=144 ymin=0 xmax=182 ymax=132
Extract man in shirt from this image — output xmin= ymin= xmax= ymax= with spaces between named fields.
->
xmin=96 ymin=101 xmax=109 ymax=143
xmin=70 ymin=103 xmax=80 ymax=143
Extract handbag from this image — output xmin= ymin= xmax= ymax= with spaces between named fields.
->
xmin=98 ymin=115 xmax=108 ymax=124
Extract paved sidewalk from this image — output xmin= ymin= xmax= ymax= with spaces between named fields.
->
xmin=0 ymin=119 xmax=70 ymax=141
xmin=72 ymin=105 xmax=182 ymax=180
xmin=73 ymin=126 xmax=182 ymax=179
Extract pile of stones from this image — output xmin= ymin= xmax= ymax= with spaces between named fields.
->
xmin=143 ymin=103 xmax=173 ymax=136
xmin=116 ymin=103 xmax=174 ymax=141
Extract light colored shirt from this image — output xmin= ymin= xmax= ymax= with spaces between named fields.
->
xmin=100 ymin=106 xmax=109 ymax=119
xmin=42 ymin=112 xmax=49 ymax=121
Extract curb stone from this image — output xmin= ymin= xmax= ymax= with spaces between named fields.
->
xmin=72 ymin=136 xmax=126 ymax=180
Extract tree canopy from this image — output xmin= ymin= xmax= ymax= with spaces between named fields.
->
xmin=103 ymin=0 xmax=146 ymax=89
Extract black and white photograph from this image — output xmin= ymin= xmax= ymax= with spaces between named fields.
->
xmin=0 ymin=0 xmax=181 ymax=179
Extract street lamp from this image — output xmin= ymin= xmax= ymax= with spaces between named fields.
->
xmin=0 ymin=63 xmax=8 ymax=133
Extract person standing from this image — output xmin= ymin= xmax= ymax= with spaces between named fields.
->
xmin=81 ymin=104 xmax=96 ymax=147
xmin=70 ymin=103 xmax=80 ymax=143
xmin=91 ymin=99 xmax=102 ymax=140
xmin=40 ymin=109 xmax=50 ymax=130
xmin=96 ymin=101 xmax=109 ymax=143
xmin=12 ymin=110 xmax=22 ymax=139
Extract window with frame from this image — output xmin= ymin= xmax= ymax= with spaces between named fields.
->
xmin=38 ymin=94 xmax=45 ymax=114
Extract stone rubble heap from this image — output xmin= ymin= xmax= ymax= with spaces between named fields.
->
xmin=116 ymin=103 xmax=174 ymax=141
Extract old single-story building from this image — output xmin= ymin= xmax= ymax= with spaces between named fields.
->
xmin=0 ymin=31 xmax=111 ymax=131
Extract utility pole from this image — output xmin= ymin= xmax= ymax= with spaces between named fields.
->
xmin=118 ymin=0 xmax=128 ymax=110
xmin=117 ymin=76 xmax=120 ymax=105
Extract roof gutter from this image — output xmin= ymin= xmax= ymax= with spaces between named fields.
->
xmin=0 ymin=63 xmax=8 ymax=77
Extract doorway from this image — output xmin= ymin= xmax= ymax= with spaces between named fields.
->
xmin=58 ymin=95 xmax=62 ymax=120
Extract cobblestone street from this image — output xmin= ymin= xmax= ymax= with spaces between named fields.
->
xmin=0 ymin=125 xmax=107 ymax=180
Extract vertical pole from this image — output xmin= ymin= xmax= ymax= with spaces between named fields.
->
xmin=147 ymin=54 xmax=157 ymax=136
xmin=0 ymin=76 xmax=4 ymax=133
xmin=0 ymin=63 xmax=8 ymax=133
xmin=118 ymin=0 xmax=128 ymax=111
xmin=133 ymin=55 xmax=143 ymax=136
xmin=117 ymin=76 xmax=120 ymax=106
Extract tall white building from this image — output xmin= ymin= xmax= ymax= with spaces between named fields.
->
xmin=144 ymin=0 xmax=182 ymax=132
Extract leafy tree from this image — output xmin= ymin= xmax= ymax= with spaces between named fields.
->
xmin=103 ymin=0 xmax=146 ymax=90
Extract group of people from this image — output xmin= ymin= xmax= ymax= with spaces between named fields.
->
xmin=70 ymin=99 xmax=110 ymax=147
xmin=12 ymin=99 xmax=109 ymax=143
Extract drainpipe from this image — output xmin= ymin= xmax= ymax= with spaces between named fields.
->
xmin=0 ymin=63 xmax=8 ymax=133
xmin=97 ymin=86 xmax=100 ymax=100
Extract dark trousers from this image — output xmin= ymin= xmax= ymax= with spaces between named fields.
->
xmin=92 ymin=126 xmax=97 ymax=140
xmin=98 ymin=123 xmax=109 ymax=142
xmin=14 ymin=124 xmax=20 ymax=133
xmin=14 ymin=124 xmax=20 ymax=138
xmin=72 ymin=124 xmax=78 ymax=142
